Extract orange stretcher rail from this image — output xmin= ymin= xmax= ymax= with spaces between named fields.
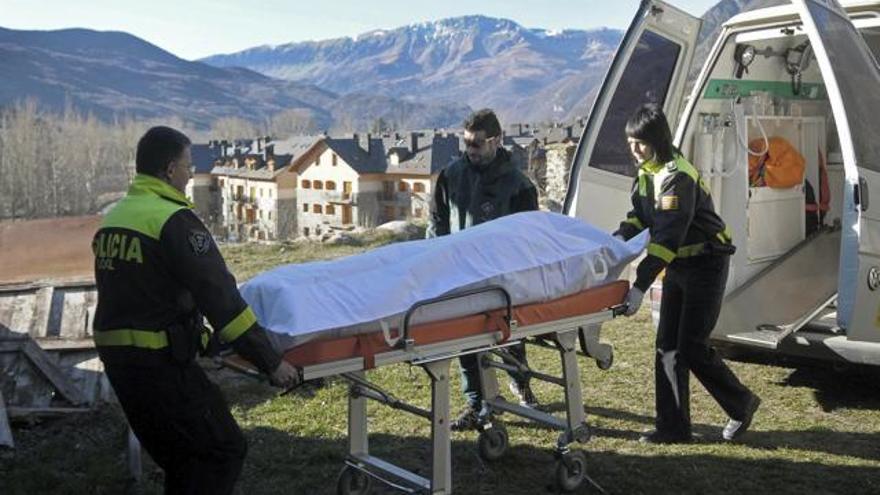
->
xmin=281 ymin=280 xmax=628 ymax=369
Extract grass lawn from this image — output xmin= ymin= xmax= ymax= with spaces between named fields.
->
xmin=2 ymin=237 xmax=879 ymax=494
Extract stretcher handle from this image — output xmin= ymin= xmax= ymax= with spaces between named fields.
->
xmin=401 ymin=285 xmax=513 ymax=350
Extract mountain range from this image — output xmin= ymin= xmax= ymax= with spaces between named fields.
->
xmin=0 ymin=0 xmax=778 ymax=131
xmin=0 ymin=26 xmax=470 ymax=130
xmin=202 ymin=16 xmax=623 ymax=123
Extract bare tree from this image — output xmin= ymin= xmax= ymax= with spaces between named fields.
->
xmin=267 ymin=109 xmax=318 ymax=138
xmin=211 ymin=117 xmax=257 ymax=140
xmin=0 ymin=99 xmax=200 ymax=220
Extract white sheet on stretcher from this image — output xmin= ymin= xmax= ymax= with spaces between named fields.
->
xmin=241 ymin=211 xmax=647 ymax=351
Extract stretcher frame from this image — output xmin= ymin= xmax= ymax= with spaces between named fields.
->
xmin=223 ymin=281 xmax=627 ymax=494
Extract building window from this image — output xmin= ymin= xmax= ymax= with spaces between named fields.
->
xmin=343 ymin=181 xmax=353 ymax=199
xmin=259 ymin=189 xmax=264 ymax=197
xmin=303 ymin=203 xmax=309 ymax=212
xmin=315 ymin=158 xmax=320 ymax=167
xmin=249 ymin=187 xmax=255 ymax=199
xmin=314 ymin=204 xmax=323 ymax=214
xmin=398 ymin=182 xmax=409 ymax=192
xmin=332 ymin=153 xmax=338 ymax=166
xmin=413 ymin=182 xmax=425 ymax=193
xmin=219 ymin=179 xmax=225 ymax=187
xmin=326 ymin=204 xmax=336 ymax=215
xmin=268 ymin=211 xmax=273 ymax=220
xmin=303 ymin=227 xmax=310 ymax=237
xmin=383 ymin=181 xmax=395 ymax=200
xmin=383 ymin=206 xmax=395 ymax=220
xmin=314 ymin=180 xmax=324 ymax=190
xmin=301 ymin=180 xmax=311 ymax=189
xmin=326 ymin=181 xmax=336 ymax=191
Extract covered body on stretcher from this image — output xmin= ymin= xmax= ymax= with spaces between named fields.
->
xmin=228 ymin=212 xmax=645 ymax=494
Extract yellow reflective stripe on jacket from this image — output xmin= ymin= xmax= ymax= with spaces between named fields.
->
xmin=625 ymin=216 xmax=644 ymax=230
xmin=638 ymin=174 xmax=648 ymax=197
xmin=101 ymin=174 xmax=191 ymax=240
xmin=716 ymin=226 xmax=733 ymax=244
xmin=671 ymin=156 xmax=711 ymax=195
xmin=220 ymin=307 xmax=257 ymax=343
xmin=93 ymin=329 xmax=169 ymax=349
xmin=677 ymin=243 xmax=707 ymax=258
xmin=647 ymin=242 xmax=676 ymax=263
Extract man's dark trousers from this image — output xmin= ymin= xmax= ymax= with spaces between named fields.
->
xmin=460 ymin=342 xmax=529 ymax=409
xmin=106 ymin=361 xmax=246 ymax=495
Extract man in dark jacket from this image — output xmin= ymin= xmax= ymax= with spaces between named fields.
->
xmin=93 ymin=126 xmax=299 ymax=494
xmin=427 ymin=109 xmax=540 ymax=431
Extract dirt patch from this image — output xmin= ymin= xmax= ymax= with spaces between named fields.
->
xmin=0 ymin=216 xmax=100 ymax=285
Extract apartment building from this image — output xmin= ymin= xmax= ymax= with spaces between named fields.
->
xmin=289 ymin=132 xmax=460 ymax=238
xmin=210 ymin=137 xmax=301 ymax=241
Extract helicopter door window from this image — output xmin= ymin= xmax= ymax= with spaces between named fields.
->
xmin=589 ymin=30 xmax=681 ymax=178
xmin=851 ymin=17 xmax=880 ymax=66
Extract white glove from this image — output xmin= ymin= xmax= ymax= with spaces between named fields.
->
xmin=624 ymin=287 xmax=644 ymax=317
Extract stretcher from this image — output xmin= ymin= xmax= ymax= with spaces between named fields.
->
xmin=222 ymin=279 xmax=628 ymax=494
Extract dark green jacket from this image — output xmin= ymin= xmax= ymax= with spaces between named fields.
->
xmin=92 ymin=174 xmax=280 ymax=372
xmin=427 ymin=148 xmax=538 ymax=237
xmin=614 ymin=155 xmax=735 ymax=292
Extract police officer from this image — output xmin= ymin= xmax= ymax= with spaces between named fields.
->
xmin=427 ymin=108 xmax=540 ymax=431
xmin=92 ymin=126 xmax=300 ymax=494
xmin=614 ymin=104 xmax=760 ymax=444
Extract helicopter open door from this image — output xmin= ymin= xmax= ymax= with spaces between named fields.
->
xmin=564 ymin=0 xmax=701 ymax=231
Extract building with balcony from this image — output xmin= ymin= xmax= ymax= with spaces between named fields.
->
xmin=288 ymin=132 xmax=460 ymax=238
xmin=209 ymin=137 xmax=313 ymax=241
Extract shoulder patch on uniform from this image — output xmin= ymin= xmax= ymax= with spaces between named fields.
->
xmin=660 ymin=195 xmax=679 ymax=211
xmin=665 ymin=160 xmax=678 ymax=172
xmin=188 ymin=230 xmax=212 ymax=255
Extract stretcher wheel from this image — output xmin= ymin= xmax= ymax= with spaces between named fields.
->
xmin=336 ymin=466 xmax=374 ymax=495
xmin=555 ymin=450 xmax=587 ymax=492
xmin=596 ymin=350 xmax=614 ymax=370
xmin=478 ymin=424 xmax=509 ymax=462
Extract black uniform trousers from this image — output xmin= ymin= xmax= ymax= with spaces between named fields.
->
xmin=105 ymin=361 xmax=246 ymax=495
xmin=655 ymin=254 xmax=754 ymax=435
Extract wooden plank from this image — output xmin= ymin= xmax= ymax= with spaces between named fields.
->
xmin=29 ymin=286 xmax=54 ymax=339
xmin=13 ymin=345 xmax=58 ymax=408
xmin=0 ymin=341 xmax=24 ymax=353
xmin=0 ymin=389 xmax=13 ymax=448
xmin=0 ymin=290 xmax=37 ymax=336
xmin=7 ymin=406 xmax=90 ymax=419
xmin=59 ymin=288 xmax=96 ymax=340
xmin=21 ymin=339 xmax=88 ymax=406
xmin=0 ymin=278 xmax=94 ymax=293
xmin=34 ymin=338 xmax=95 ymax=351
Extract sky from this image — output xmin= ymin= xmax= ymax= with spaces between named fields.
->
xmin=2 ymin=0 xmax=722 ymax=60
